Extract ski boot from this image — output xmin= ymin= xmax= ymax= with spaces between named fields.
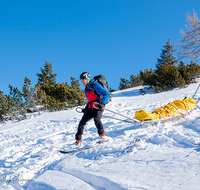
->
xmin=75 ymin=140 xmax=82 ymax=146
xmin=100 ymin=132 xmax=109 ymax=142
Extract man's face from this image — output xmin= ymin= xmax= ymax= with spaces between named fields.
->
xmin=81 ymin=79 xmax=89 ymax=86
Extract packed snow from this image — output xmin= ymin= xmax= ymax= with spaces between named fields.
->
xmin=1 ymin=83 xmax=200 ymax=190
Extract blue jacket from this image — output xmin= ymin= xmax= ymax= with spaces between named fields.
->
xmin=85 ymin=79 xmax=110 ymax=107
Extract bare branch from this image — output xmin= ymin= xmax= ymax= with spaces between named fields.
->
xmin=177 ymin=11 xmax=200 ymax=61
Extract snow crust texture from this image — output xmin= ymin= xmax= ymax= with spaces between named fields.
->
xmin=1 ymin=83 xmax=200 ymax=189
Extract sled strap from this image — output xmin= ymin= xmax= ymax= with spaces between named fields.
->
xmin=160 ymin=107 xmax=171 ymax=117
xmin=180 ymin=101 xmax=189 ymax=114
xmin=153 ymin=111 xmax=162 ymax=119
xmin=168 ymin=103 xmax=186 ymax=117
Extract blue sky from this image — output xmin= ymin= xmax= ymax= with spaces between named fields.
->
xmin=0 ymin=0 xmax=199 ymax=94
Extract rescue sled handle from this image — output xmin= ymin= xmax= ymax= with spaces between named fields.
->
xmin=102 ymin=114 xmax=139 ymax=124
xmin=75 ymin=106 xmax=140 ymax=124
xmin=93 ymin=102 xmax=142 ymax=124
xmin=76 ymin=107 xmax=83 ymax=113
xmin=192 ymin=84 xmax=200 ymax=99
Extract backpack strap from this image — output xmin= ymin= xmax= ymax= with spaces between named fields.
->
xmin=90 ymin=81 xmax=96 ymax=94
xmin=90 ymin=81 xmax=102 ymax=100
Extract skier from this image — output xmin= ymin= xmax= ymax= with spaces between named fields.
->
xmin=75 ymin=72 xmax=110 ymax=145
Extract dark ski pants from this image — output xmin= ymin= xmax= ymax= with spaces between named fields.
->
xmin=75 ymin=108 xmax=105 ymax=141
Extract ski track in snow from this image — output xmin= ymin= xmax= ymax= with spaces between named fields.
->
xmin=1 ymin=83 xmax=200 ymax=189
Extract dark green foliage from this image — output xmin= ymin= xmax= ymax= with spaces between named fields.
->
xmin=130 ymin=74 xmax=142 ymax=87
xmin=23 ymin=77 xmax=39 ymax=113
xmin=70 ymin=77 xmax=87 ymax=106
xmin=185 ymin=61 xmax=200 ymax=83
xmin=69 ymin=77 xmax=87 ymax=106
xmin=109 ymin=87 xmax=115 ymax=92
xmin=0 ymin=91 xmax=9 ymax=122
xmin=156 ymin=38 xmax=177 ymax=67
xmin=139 ymin=64 xmax=185 ymax=91
xmin=35 ymin=61 xmax=86 ymax=110
xmin=46 ymin=95 xmax=66 ymax=111
xmin=34 ymin=83 xmax=48 ymax=111
xmin=139 ymin=89 xmax=146 ymax=95
xmin=177 ymin=61 xmax=200 ymax=84
xmin=8 ymin=85 xmax=26 ymax=120
xmin=43 ymin=81 xmax=87 ymax=108
xmin=139 ymin=61 xmax=200 ymax=92
xmin=119 ymin=78 xmax=130 ymax=90
xmin=152 ymin=85 xmax=163 ymax=93
xmin=119 ymin=39 xmax=200 ymax=93
xmin=36 ymin=61 xmax=57 ymax=87
xmin=0 ymin=60 xmax=89 ymax=122
xmin=177 ymin=61 xmax=187 ymax=80
xmin=155 ymin=63 xmax=185 ymax=89
xmin=70 ymin=77 xmax=80 ymax=91
xmin=119 ymin=75 xmax=142 ymax=90
xmin=139 ymin=68 xmax=157 ymax=86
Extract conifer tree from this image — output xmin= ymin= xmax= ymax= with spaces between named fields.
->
xmin=46 ymin=95 xmax=66 ymax=111
xmin=36 ymin=61 xmax=66 ymax=111
xmin=156 ymin=38 xmax=177 ymax=67
xmin=130 ymin=74 xmax=142 ymax=87
xmin=177 ymin=61 xmax=187 ymax=81
xmin=109 ymin=87 xmax=115 ymax=92
xmin=70 ymin=77 xmax=81 ymax=91
xmin=0 ymin=90 xmax=8 ymax=122
xmin=185 ymin=61 xmax=200 ymax=83
xmin=36 ymin=61 xmax=57 ymax=88
xmin=155 ymin=63 xmax=185 ymax=89
xmin=23 ymin=77 xmax=34 ymax=109
xmin=34 ymin=83 xmax=48 ymax=111
xmin=46 ymin=82 xmax=69 ymax=104
xmin=119 ymin=78 xmax=130 ymax=90
xmin=140 ymin=68 xmax=157 ymax=86
xmin=70 ymin=77 xmax=87 ymax=106
xmin=23 ymin=77 xmax=39 ymax=113
xmin=8 ymin=85 xmax=25 ymax=120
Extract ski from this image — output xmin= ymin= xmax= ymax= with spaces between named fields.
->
xmin=186 ymin=140 xmax=200 ymax=146
xmin=59 ymin=139 xmax=109 ymax=154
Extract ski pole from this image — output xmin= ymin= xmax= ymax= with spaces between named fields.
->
xmin=93 ymin=102 xmax=142 ymax=124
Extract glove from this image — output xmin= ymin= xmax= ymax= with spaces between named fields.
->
xmin=82 ymin=108 xmax=88 ymax=113
xmin=97 ymin=103 xmax=105 ymax=109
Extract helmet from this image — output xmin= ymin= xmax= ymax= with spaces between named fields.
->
xmin=80 ymin=72 xmax=91 ymax=80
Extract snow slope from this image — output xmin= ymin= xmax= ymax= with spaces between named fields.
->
xmin=1 ymin=83 xmax=200 ymax=190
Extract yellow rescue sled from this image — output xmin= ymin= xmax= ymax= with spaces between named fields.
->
xmin=135 ymin=97 xmax=196 ymax=121
xmin=134 ymin=97 xmax=198 ymax=126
